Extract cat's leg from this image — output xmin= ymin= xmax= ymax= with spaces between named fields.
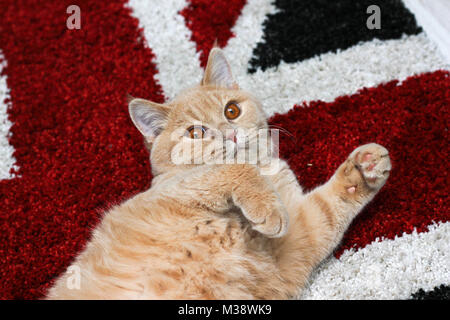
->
xmin=263 ymin=158 xmax=305 ymax=209
xmin=269 ymin=143 xmax=391 ymax=298
xmin=230 ymin=172 xmax=290 ymax=238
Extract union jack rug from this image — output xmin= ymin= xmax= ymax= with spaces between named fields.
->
xmin=0 ymin=0 xmax=449 ymax=299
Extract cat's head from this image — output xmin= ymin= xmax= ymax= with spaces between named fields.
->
xmin=129 ymin=48 xmax=271 ymax=175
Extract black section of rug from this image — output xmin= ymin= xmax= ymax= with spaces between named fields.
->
xmin=411 ymin=285 xmax=450 ymax=300
xmin=249 ymin=0 xmax=421 ymax=72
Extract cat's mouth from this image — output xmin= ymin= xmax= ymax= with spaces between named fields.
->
xmin=219 ymin=138 xmax=262 ymax=163
xmin=222 ymin=136 xmax=249 ymax=150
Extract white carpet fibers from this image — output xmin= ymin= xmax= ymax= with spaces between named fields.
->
xmin=128 ymin=0 xmax=202 ymax=101
xmin=301 ymin=222 xmax=450 ymax=300
xmin=238 ymin=33 xmax=449 ymax=117
xmin=0 ymin=52 xmax=16 ymax=180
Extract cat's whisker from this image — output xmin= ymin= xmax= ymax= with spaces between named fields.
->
xmin=259 ymin=125 xmax=297 ymax=144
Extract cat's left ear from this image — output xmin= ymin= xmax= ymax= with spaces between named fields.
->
xmin=202 ymin=48 xmax=238 ymax=89
xmin=128 ymin=98 xmax=170 ymax=143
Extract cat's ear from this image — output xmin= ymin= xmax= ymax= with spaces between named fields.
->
xmin=128 ymin=98 xmax=169 ymax=142
xmin=202 ymin=48 xmax=238 ymax=89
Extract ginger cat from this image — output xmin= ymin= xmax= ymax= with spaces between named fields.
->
xmin=47 ymin=48 xmax=391 ymax=299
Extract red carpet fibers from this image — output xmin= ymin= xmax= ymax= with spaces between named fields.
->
xmin=180 ymin=0 xmax=246 ymax=67
xmin=0 ymin=0 xmax=163 ymax=299
xmin=0 ymin=0 xmax=448 ymax=299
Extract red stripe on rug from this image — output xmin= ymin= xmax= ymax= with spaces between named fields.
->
xmin=270 ymin=70 xmax=450 ymax=258
xmin=180 ymin=0 xmax=247 ymax=68
xmin=0 ymin=0 xmax=163 ymax=299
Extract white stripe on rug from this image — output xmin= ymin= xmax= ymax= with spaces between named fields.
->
xmin=230 ymin=33 xmax=449 ymax=117
xmin=0 ymin=52 xmax=17 ymax=180
xmin=222 ymin=0 xmax=277 ymax=82
xmin=128 ymin=0 xmax=203 ymax=101
xmin=300 ymin=222 xmax=450 ymax=300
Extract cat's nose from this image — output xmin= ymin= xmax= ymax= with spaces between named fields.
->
xmin=225 ymin=130 xmax=237 ymax=143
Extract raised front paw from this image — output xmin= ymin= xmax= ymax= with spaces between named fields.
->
xmin=234 ymin=193 xmax=289 ymax=238
xmin=340 ymin=143 xmax=391 ymax=194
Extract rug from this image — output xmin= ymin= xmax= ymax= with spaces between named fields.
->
xmin=0 ymin=0 xmax=448 ymax=299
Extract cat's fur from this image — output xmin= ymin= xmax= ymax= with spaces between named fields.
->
xmin=47 ymin=49 xmax=391 ymax=299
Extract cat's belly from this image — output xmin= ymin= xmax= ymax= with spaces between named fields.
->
xmin=47 ymin=204 xmax=277 ymax=299
xmin=135 ymin=210 xmax=276 ymax=299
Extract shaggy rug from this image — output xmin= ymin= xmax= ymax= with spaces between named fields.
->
xmin=0 ymin=0 xmax=448 ymax=299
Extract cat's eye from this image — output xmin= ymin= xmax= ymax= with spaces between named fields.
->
xmin=224 ymin=102 xmax=241 ymax=120
xmin=187 ymin=126 xmax=206 ymax=139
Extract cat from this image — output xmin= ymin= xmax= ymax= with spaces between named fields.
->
xmin=46 ymin=48 xmax=391 ymax=299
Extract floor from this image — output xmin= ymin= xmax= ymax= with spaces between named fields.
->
xmin=404 ymin=0 xmax=450 ymax=63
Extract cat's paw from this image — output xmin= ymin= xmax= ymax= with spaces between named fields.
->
xmin=239 ymin=196 xmax=289 ymax=238
xmin=252 ymin=200 xmax=289 ymax=238
xmin=340 ymin=143 xmax=391 ymax=194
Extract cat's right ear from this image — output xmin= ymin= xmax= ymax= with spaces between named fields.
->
xmin=128 ymin=98 xmax=170 ymax=143
xmin=202 ymin=48 xmax=238 ymax=89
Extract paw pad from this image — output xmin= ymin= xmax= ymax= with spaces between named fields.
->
xmin=348 ymin=143 xmax=392 ymax=190
xmin=347 ymin=186 xmax=356 ymax=194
